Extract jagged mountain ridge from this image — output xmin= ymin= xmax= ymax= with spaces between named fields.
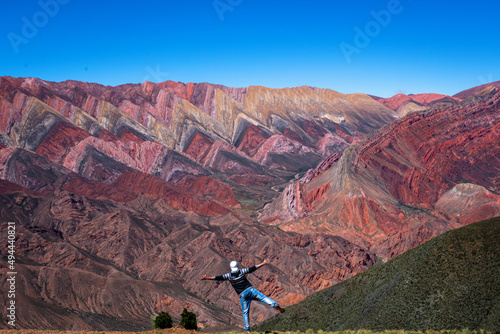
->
xmin=371 ymin=92 xmax=462 ymax=116
xmin=0 ymin=77 xmax=397 ymax=155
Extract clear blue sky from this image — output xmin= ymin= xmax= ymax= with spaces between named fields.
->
xmin=1 ymin=0 xmax=499 ymax=97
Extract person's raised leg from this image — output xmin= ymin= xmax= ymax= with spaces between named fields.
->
xmin=249 ymin=287 xmax=285 ymax=313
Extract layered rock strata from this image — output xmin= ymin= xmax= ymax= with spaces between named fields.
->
xmin=263 ymin=88 xmax=500 ymax=258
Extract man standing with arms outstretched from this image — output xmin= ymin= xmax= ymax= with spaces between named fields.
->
xmin=201 ymin=259 xmax=285 ymax=331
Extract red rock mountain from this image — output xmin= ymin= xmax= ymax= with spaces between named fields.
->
xmin=371 ymin=92 xmax=461 ymax=116
xmin=453 ymin=80 xmax=500 ymax=99
xmin=0 ymin=77 xmax=498 ymax=330
xmin=0 ymin=77 xmax=395 ymax=330
xmin=263 ymin=86 xmax=500 ymax=259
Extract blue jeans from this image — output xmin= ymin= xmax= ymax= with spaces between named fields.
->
xmin=239 ymin=287 xmax=278 ymax=330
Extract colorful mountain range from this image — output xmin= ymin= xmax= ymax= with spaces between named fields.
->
xmin=0 ymin=77 xmax=499 ymax=330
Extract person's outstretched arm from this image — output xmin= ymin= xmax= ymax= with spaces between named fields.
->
xmin=256 ymin=259 xmax=269 ymax=269
xmin=245 ymin=259 xmax=270 ymax=274
xmin=201 ymin=274 xmax=229 ymax=280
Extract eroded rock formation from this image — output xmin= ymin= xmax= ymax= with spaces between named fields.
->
xmin=263 ymin=87 xmax=500 ymax=259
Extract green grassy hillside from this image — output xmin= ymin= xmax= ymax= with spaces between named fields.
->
xmin=257 ymin=217 xmax=500 ymax=332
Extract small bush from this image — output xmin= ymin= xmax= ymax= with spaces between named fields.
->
xmin=180 ymin=307 xmax=197 ymax=330
xmin=153 ymin=311 xmax=173 ymax=329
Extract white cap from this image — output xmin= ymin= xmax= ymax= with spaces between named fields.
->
xmin=230 ymin=261 xmax=238 ymax=272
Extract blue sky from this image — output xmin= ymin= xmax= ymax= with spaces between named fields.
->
xmin=1 ymin=0 xmax=499 ymax=97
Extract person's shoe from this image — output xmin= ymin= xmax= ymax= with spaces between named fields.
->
xmin=274 ymin=305 xmax=285 ymax=313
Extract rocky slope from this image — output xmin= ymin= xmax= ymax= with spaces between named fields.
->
xmin=0 ymin=182 xmax=375 ymax=330
xmin=453 ymin=80 xmax=500 ymax=99
xmin=0 ymin=77 xmax=395 ymax=330
xmin=262 ymin=86 xmax=500 ymax=259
